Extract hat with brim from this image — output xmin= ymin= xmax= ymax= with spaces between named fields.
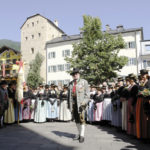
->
xmin=51 ymin=83 xmax=55 ymax=87
xmin=70 ymin=68 xmax=80 ymax=75
xmin=129 ymin=74 xmax=137 ymax=81
xmin=118 ymin=77 xmax=124 ymax=82
xmin=63 ymin=84 xmax=68 ymax=89
xmin=45 ymin=84 xmax=49 ymax=89
xmin=140 ymin=69 xmax=148 ymax=75
xmin=125 ymin=76 xmax=130 ymax=81
xmin=0 ymin=80 xmax=8 ymax=85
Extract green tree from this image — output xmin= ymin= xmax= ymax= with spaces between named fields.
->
xmin=27 ymin=52 xmax=44 ymax=88
xmin=66 ymin=15 xmax=128 ymax=85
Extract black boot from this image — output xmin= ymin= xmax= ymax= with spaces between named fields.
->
xmin=79 ymin=136 xmax=84 ymax=143
xmin=73 ymin=134 xmax=80 ymax=140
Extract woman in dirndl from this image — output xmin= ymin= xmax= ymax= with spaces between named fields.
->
xmin=22 ymin=86 xmax=35 ymax=121
xmin=127 ymin=74 xmax=138 ymax=136
xmin=136 ymin=69 xmax=150 ymax=140
xmin=46 ymin=84 xmax=58 ymax=120
xmin=59 ymin=85 xmax=71 ymax=121
xmin=4 ymin=81 xmax=16 ymax=124
xmin=34 ymin=85 xmax=47 ymax=123
xmin=93 ymin=87 xmax=104 ymax=121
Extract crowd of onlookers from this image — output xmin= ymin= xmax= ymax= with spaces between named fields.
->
xmin=0 ymin=69 xmax=150 ymax=141
xmin=87 ymin=69 xmax=150 ymax=140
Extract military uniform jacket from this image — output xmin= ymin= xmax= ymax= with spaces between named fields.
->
xmin=68 ymin=78 xmax=90 ymax=112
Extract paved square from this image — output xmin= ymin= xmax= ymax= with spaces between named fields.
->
xmin=0 ymin=122 xmax=149 ymax=150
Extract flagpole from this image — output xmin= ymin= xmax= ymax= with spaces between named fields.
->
xmin=17 ymin=102 xmax=20 ymax=125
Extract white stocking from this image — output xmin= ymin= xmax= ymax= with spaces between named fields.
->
xmin=80 ymin=124 xmax=85 ymax=137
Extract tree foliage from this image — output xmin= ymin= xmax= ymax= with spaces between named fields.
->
xmin=27 ymin=52 xmax=44 ymax=88
xmin=66 ymin=15 xmax=128 ymax=85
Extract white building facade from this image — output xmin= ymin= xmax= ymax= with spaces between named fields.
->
xmin=106 ymin=25 xmax=143 ymax=76
xmin=46 ymin=26 xmax=144 ymax=85
xmin=46 ymin=35 xmax=82 ymax=86
xmin=140 ymin=40 xmax=150 ymax=70
xmin=21 ymin=14 xmax=64 ymax=82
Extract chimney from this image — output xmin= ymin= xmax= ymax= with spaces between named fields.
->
xmin=105 ymin=24 xmax=111 ymax=31
xmin=54 ymin=20 xmax=58 ymax=27
xmin=116 ymin=25 xmax=124 ymax=31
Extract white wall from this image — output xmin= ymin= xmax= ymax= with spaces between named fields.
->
xmin=46 ymin=40 xmax=79 ymax=85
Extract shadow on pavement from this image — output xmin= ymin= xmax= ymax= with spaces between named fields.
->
xmin=93 ymin=123 xmax=150 ymax=150
xmin=0 ymin=124 xmax=75 ymax=150
xmin=52 ymin=131 xmax=74 ymax=139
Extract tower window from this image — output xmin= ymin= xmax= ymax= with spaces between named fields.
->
xmin=32 ymin=22 xmax=34 ymax=27
xmin=32 ymin=35 xmax=34 ymax=39
xmin=38 ymin=33 xmax=41 ymax=37
xmin=31 ymin=48 xmax=34 ymax=54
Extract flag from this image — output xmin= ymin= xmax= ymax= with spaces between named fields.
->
xmin=15 ymin=61 xmax=26 ymax=103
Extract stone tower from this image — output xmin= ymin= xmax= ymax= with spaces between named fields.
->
xmin=21 ymin=14 xmax=64 ymax=83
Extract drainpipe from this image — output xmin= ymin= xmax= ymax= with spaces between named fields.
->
xmin=135 ymin=31 xmax=138 ymax=75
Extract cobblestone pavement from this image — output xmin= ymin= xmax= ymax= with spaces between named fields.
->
xmin=0 ymin=121 xmax=149 ymax=150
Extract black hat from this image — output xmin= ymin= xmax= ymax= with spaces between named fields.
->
xmin=39 ymin=84 xmax=44 ymax=87
xmin=45 ymin=84 xmax=49 ymax=89
xmin=0 ymin=80 xmax=8 ymax=85
xmin=125 ymin=76 xmax=130 ymax=81
xmin=140 ymin=69 xmax=148 ymax=75
xmin=63 ymin=84 xmax=68 ymax=89
xmin=118 ymin=77 xmax=123 ymax=82
xmin=108 ymin=84 xmax=113 ymax=89
xmin=102 ymin=85 xmax=107 ymax=89
xmin=51 ymin=83 xmax=56 ymax=87
xmin=129 ymin=74 xmax=137 ymax=81
xmin=96 ymin=87 xmax=102 ymax=91
xmin=9 ymin=80 xmax=17 ymax=86
xmin=70 ymin=68 xmax=80 ymax=75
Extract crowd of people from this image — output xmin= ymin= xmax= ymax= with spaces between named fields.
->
xmin=0 ymin=82 xmax=72 ymax=128
xmin=0 ymin=69 xmax=150 ymax=141
xmin=87 ymin=69 xmax=150 ymax=140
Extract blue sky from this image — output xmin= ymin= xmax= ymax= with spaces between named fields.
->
xmin=0 ymin=0 xmax=150 ymax=42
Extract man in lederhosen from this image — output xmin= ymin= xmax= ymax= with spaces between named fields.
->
xmin=68 ymin=68 xmax=90 ymax=143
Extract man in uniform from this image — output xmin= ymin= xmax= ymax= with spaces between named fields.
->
xmin=68 ymin=68 xmax=90 ymax=143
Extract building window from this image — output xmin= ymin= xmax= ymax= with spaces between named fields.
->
xmin=50 ymin=80 xmax=57 ymax=85
xmin=6 ymin=52 xmax=10 ymax=58
xmin=32 ymin=35 xmax=34 ymax=39
xmin=25 ymin=37 xmax=28 ymax=40
xmin=57 ymin=80 xmax=64 ymax=86
xmin=65 ymin=64 xmax=70 ymax=71
xmin=51 ymin=66 xmax=57 ymax=72
xmin=48 ymin=66 xmax=51 ymax=72
xmin=37 ymin=20 xmax=39 ymax=24
xmin=31 ymin=48 xmax=34 ymax=54
xmin=32 ymin=22 xmax=34 ymax=27
xmin=143 ymin=60 xmax=150 ymax=69
xmin=64 ymin=79 xmax=70 ymax=84
xmin=145 ymin=45 xmax=150 ymax=51
xmin=6 ymin=59 xmax=10 ymax=64
xmin=13 ymin=70 xmax=16 ymax=73
xmin=48 ymin=52 xmax=56 ymax=59
xmin=6 ymin=70 xmax=10 ymax=75
xmin=13 ymin=59 xmax=16 ymax=64
xmin=126 ymin=41 xmax=135 ymax=49
xmin=57 ymin=64 xmax=64 ymax=71
xmin=127 ymin=58 xmax=136 ymax=66
xmin=62 ymin=49 xmax=70 ymax=57
xmin=27 ymin=24 xmax=29 ymax=27
xmin=38 ymin=33 xmax=41 ymax=37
